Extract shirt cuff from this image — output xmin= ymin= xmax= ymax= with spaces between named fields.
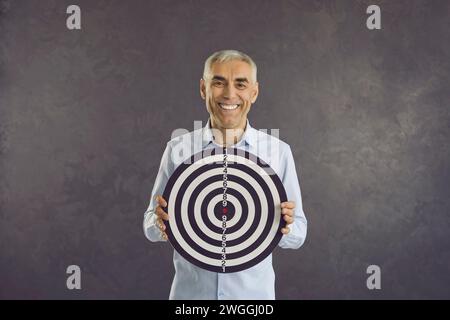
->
xmin=143 ymin=211 xmax=167 ymax=242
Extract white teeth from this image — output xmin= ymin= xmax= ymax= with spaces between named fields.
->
xmin=219 ymin=103 xmax=239 ymax=110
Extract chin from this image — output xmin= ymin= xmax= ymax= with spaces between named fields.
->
xmin=220 ymin=119 xmax=239 ymax=128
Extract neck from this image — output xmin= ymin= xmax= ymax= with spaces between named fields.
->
xmin=210 ymin=118 xmax=247 ymax=147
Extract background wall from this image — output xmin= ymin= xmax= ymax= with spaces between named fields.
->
xmin=0 ymin=0 xmax=449 ymax=299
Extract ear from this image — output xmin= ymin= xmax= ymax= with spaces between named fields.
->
xmin=200 ymin=78 xmax=206 ymax=100
xmin=251 ymin=82 xmax=259 ymax=104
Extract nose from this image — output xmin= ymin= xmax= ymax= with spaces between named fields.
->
xmin=223 ymin=83 xmax=237 ymax=100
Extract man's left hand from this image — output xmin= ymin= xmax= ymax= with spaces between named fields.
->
xmin=280 ymin=201 xmax=295 ymax=234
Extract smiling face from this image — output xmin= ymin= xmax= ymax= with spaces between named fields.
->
xmin=200 ymin=60 xmax=259 ymax=130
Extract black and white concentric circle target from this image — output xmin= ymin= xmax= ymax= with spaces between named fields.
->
xmin=162 ymin=147 xmax=287 ymax=273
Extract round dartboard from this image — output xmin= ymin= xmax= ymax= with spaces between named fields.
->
xmin=162 ymin=147 xmax=287 ymax=273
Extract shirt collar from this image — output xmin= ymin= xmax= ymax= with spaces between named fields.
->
xmin=202 ymin=119 xmax=256 ymax=148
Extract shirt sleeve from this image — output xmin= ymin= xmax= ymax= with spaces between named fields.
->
xmin=143 ymin=143 xmax=173 ymax=242
xmin=278 ymin=145 xmax=308 ymax=249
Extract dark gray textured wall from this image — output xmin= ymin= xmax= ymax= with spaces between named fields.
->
xmin=0 ymin=0 xmax=449 ymax=299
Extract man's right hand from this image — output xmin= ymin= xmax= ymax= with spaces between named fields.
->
xmin=155 ymin=195 xmax=169 ymax=241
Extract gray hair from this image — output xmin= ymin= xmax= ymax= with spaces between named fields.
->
xmin=203 ymin=50 xmax=257 ymax=83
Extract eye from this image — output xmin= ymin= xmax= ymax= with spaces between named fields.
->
xmin=236 ymin=82 xmax=247 ymax=89
xmin=212 ymin=81 xmax=224 ymax=87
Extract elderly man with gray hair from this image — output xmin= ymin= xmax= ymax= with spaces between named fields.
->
xmin=144 ymin=50 xmax=307 ymax=300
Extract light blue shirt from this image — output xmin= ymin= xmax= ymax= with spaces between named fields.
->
xmin=143 ymin=119 xmax=307 ymax=300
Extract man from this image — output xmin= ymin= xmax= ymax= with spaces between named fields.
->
xmin=143 ymin=50 xmax=307 ymax=299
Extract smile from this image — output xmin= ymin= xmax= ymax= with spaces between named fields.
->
xmin=218 ymin=103 xmax=241 ymax=110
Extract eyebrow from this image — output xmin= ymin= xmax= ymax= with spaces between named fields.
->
xmin=212 ymin=76 xmax=226 ymax=81
xmin=235 ymin=77 xmax=249 ymax=83
xmin=211 ymin=76 xmax=249 ymax=83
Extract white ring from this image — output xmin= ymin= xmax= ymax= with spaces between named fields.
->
xmin=193 ymin=179 xmax=254 ymax=242
xmin=205 ymin=193 xmax=242 ymax=229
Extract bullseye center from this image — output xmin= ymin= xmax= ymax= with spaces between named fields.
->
xmin=214 ymin=201 xmax=235 ymax=221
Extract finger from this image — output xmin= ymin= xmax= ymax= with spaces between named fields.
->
xmin=281 ymin=201 xmax=295 ymax=209
xmin=281 ymin=227 xmax=290 ymax=234
xmin=156 ymin=206 xmax=169 ymax=221
xmin=156 ymin=218 xmax=166 ymax=231
xmin=155 ymin=195 xmax=167 ymax=208
xmin=282 ymin=208 xmax=294 ymax=217
xmin=283 ymin=215 xmax=294 ymax=224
